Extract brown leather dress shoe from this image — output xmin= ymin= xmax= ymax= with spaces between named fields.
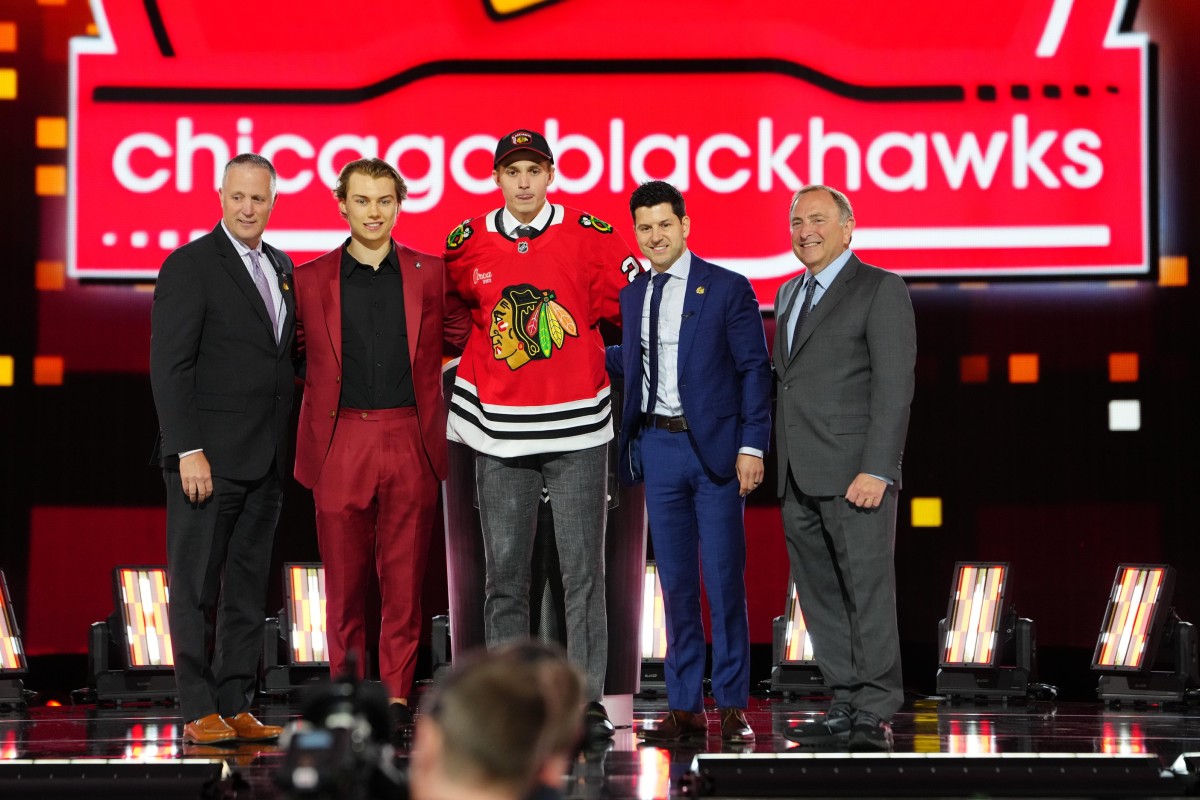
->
xmin=719 ymin=708 xmax=755 ymax=743
xmin=222 ymin=711 xmax=283 ymax=742
xmin=182 ymin=713 xmax=237 ymax=745
xmin=638 ymin=710 xmax=708 ymax=742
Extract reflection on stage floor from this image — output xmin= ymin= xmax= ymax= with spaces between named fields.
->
xmin=3 ymin=693 xmax=1200 ymax=798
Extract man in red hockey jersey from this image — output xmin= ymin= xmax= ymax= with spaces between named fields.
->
xmin=444 ymin=129 xmax=641 ymax=740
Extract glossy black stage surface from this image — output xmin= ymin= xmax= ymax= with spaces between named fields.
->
xmin=3 ymin=691 xmax=1200 ymax=799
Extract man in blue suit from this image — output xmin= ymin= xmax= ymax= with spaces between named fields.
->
xmin=607 ymin=181 xmax=772 ymax=743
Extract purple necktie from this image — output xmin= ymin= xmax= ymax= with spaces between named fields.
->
xmin=248 ymin=250 xmax=279 ymax=341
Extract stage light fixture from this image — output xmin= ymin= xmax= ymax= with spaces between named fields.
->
xmin=936 ymin=562 xmax=1044 ymax=701
xmin=1092 ymin=564 xmax=1198 ymax=704
xmin=769 ymin=580 xmax=825 ymax=695
xmin=0 ymin=570 xmax=29 ymax=707
xmin=637 ymin=561 xmax=668 ymax=694
xmin=263 ymin=563 xmax=330 ymax=695
xmin=89 ymin=566 xmax=177 ymax=704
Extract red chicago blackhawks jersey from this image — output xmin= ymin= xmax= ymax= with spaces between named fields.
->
xmin=444 ymin=204 xmax=641 ymax=457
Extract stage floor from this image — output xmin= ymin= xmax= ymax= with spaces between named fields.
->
xmin=2 ymin=692 xmax=1200 ymax=798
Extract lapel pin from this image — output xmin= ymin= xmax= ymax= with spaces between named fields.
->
xmin=696 ymin=286 xmax=705 ymax=295
xmin=415 ymin=261 xmax=422 ymax=269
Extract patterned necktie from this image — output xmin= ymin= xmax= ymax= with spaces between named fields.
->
xmin=646 ymin=272 xmax=670 ymax=417
xmin=789 ymin=274 xmax=818 ymax=356
xmin=514 ymin=225 xmax=535 ymax=239
xmin=248 ymin=250 xmax=279 ymax=341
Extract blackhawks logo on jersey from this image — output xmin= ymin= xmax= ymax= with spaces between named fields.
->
xmin=446 ymin=219 xmax=474 ymax=250
xmin=489 ymin=284 xmax=579 ymax=371
xmin=578 ymin=214 xmax=614 ymax=234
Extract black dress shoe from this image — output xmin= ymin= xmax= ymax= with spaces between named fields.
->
xmin=584 ymin=701 xmax=615 ymax=741
xmin=783 ymin=705 xmax=853 ymax=747
xmin=638 ymin=710 xmax=708 ymax=742
xmin=848 ymin=710 xmax=893 ymax=752
xmin=389 ymin=702 xmax=414 ymax=743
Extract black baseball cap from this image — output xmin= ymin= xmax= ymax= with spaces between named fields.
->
xmin=494 ymin=129 xmax=554 ymax=167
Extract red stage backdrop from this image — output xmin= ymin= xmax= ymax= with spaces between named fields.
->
xmin=69 ymin=0 xmax=1152 ymax=304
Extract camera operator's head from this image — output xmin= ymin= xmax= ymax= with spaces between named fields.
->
xmin=410 ymin=645 xmax=554 ymax=800
xmin=490 ymin=640 xmax=585 ymax=788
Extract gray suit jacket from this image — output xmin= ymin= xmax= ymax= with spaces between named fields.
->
xmin=772 ymin=254 xmax=916 ymax=497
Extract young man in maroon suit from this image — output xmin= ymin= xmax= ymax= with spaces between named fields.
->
xmin=292 ymin=158 xmax=470 ymax=741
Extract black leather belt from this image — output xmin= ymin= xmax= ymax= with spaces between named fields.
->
xmin=646 ymin=414 xmax=689 ymax=433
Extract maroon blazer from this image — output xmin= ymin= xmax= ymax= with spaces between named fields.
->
xmin=293 ymin=242 xmax=470 ymax=488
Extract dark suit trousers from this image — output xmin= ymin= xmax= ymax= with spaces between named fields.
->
xmin=312 ymin=407 xmax=436 ymax=699
xmin=780 ymin=471 xmax=904 ymax=719
xmin=642 ymin=425 xmax=750 ymax=712
xmin=164 ymin=467 xmax=282 ymax=723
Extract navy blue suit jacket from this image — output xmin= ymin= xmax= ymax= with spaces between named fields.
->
xmin=606 ymin=254 xmax=772 ymax=486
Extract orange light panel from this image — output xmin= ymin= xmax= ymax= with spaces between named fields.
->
xmin=0 ymin=22 xmax=16 ymax=53
xmin=0 ymin=68 xmax=15 ymax=100
xmin=284 ymin=563 xmax=328 ymax=665
xmin=36 ymin=116 xmax=67 ymax=149
xmin=1108 ymin=352 xmax=1139 ymax=383
xmin=959 ymin=355 xmax=989 ymax=384
xmin=35 ymin=165 xmax=66 ymax=196
xmin=0 ymin=571 xmax=27 ymax=674
xmin=941 ymin=563 xmax=1008 ymax=667
xmin=640 ymin=562 xmax=668 ymax=660
xmin=1159 ymin=256 xmax=1188 ymax=287
xmin=115 ymin=567 xmax=174 ymax=669
xmin=36 ymin=260 xmax=66 ymax=291
xmin=33 ymin=355 xmax=64 ymax=385
xmin=1008 ymin=354 xmax=1039 ymax=384
xmin=1093 ymin=565 xmax=1173 ymax=671
xmin=782 ymin=581 xmax=817 ymax=664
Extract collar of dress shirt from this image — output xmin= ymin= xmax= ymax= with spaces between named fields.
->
xmin=220 ymin=220 xmax=263 ymax=262
xmin=806 ymin=248 xmax=855 ymax=292
xmin=340 ymin=237 xmax=399 ymax=277
xmin=651 ymin=248 xmax=692 ymax=283
xmin=500 ymin=202 xmax=553 ymax=239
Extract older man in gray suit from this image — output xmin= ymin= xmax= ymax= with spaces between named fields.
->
xmin=773 ymin=185 xmax=916 ymax=752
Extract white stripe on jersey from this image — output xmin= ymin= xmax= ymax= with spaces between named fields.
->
xmin=447 ymin=377 xmax=614 ymax=457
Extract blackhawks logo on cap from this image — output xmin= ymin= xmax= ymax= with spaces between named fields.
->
xmin=511 ymin=132 xmax=534 ymax=145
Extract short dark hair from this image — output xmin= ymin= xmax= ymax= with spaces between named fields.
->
xmin=629 ymin=180 xmax=686 ymax=221
xmin=333 ymin=157 xmax=408 ymax=203
xmin=223 ymin=153 xmax=277 ymax=196
xmin=425 ymin=646 xmax=550 ymax=794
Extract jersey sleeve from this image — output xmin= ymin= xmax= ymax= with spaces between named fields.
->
xmin=581 ymin=212 xmax=642 ymax=329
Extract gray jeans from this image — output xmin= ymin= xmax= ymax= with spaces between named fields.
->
xmin=475 ymin=443 xmax=609 ymax=700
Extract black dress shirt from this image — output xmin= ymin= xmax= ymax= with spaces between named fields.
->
xmin=339 ymin=242 xmax=414 ymax=409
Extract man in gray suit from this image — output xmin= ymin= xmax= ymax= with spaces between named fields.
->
xmin=773 ymin=185 xmax=915 ymax=752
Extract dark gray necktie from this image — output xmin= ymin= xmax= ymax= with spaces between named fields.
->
xmin=248 ymin=250 xmax=279 ymax=341
xmin=646 ymin=272 xmax=670 ymax=416
xmin=514 ymin=225 xmax=535 ymax=239
xmin=789 ymin=275 xmax=818 ymax=356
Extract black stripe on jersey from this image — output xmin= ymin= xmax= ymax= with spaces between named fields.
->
xmin=449 ymin=404 xmax=612 ymax=440
xmin=451 ymin=385 xmax=610 ymax=423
